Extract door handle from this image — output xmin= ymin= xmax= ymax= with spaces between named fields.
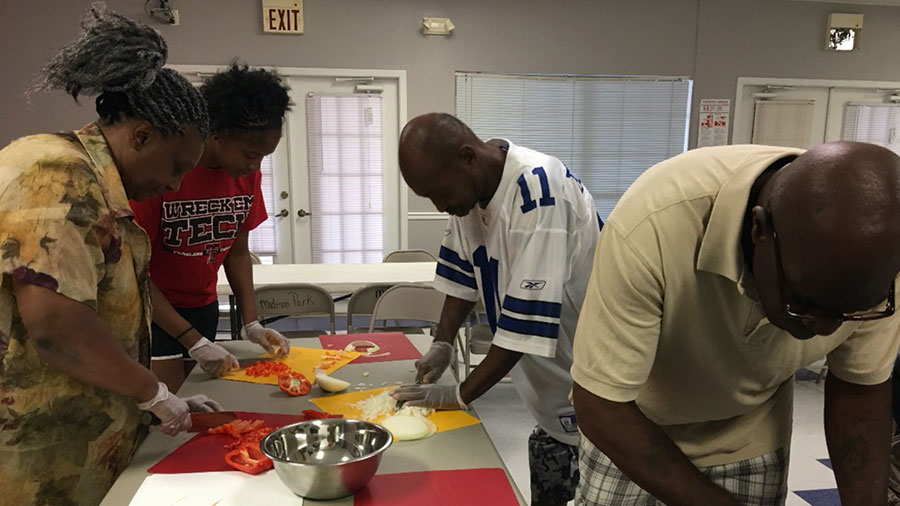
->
xmin=275 ymin=209 xmax=289 ymax=218
xmin=297 ymin=209 xmax=311 ymax=218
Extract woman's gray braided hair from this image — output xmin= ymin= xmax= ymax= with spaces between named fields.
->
xmin=31 ymin=2 xmax=208 ymax=136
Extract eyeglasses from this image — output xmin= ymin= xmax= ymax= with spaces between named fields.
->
xmin=770 ymin=224 xmax=895 ymax=322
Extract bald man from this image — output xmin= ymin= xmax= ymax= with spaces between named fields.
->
xmin=572 ymin=142 xmax=900 ymax=506
xmin=391 ymin=113 xmax=602 ymax=506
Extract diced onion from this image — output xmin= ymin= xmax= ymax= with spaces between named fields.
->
xmin=350 ymin=391 xmax=437 ymax=442
xmin=351 ymin=391 xmax=397 ymax=421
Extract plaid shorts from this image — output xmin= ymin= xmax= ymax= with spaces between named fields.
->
xmin=577 ymin=435 xmax=787 ymax=506
xmin=529 ymin=426 xmax=580 ymax=503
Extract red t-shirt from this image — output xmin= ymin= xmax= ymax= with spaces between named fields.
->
xmin=131 ymin=166 xmax=267 ymax=308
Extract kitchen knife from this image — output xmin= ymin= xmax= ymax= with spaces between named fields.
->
xmin=188 ymin=411 xmax=238 ymax=431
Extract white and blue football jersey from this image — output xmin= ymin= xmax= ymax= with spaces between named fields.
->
xmin=433 ymin=140 xmax=601 ymax=445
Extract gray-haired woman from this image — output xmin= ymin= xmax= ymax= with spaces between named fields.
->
xmin=0 ymin=4 xmax=220 ymax=505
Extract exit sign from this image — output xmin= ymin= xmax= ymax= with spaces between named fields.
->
xmin=262 ymin=0 xmax=303 ymax=34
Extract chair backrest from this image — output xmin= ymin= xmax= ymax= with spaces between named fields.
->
xmin=369 ymin=283 xmax=445 ymax=332
xmin=346 ymin=283 xmax=395 ymax=330
xmin=254 ymin=283 xmax=336 ymax=334
xmin=383 ymin=249 xmax=437 ymax=263
xmin=249 ymin=251 xmax=262 ymax=265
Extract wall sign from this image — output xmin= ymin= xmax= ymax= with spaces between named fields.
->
xmin=698 ymin=98 xmax=730 ymax=147
xmin=262 ymin=0 xmax=303 ymax=34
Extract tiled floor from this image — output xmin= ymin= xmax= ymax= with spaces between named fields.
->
xmin=473 ymin=367 xmax=842 ymax=506
xmin=785 ymin=371 xmax=840 ymax=506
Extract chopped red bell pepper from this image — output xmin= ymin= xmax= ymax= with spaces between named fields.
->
xmin=244 ymin=360 xmax=291 ymax=377
xmin=207 ymin=419 xmax=267 ymax=438
xmin=224 ymin=441 xmax=273 ymax=475
xmin=277 ymin=372 xmax=311 ymax=396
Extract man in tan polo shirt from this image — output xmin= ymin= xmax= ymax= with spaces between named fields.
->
xmin=571 ymin=142 xmax=900 ymax=506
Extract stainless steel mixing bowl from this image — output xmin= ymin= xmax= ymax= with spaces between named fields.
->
xmin=260 ymin=418 xmax=393 ymax=500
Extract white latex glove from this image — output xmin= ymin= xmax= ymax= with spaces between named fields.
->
xmin=390 ymin=383 xmax=467 ymax=410
xmin=414 ymin=341 xmax=454 ymax=384
xmin=138 ymin=382 xmax=191 ymax=435
xmin=241 ymin=321 xmax=290 ymax=357
xmin=183 ymin=394 xmax=223 ymax=413
xmin=188 ymin=337 xmax=239 ymax=377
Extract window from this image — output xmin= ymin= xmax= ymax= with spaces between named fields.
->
xmin=247 ymin=154 xmax=277 ymax=260
xmin=306 ymin=93 xmax=385 ymax=263
xmin=751 ymin=99 xmax=816 ymax=149
xmin=456 ymin=73 xmax=692 ymax=219
xmin=842 ymin=103 xmax=900 ymax=155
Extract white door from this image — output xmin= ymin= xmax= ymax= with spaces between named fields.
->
xmin=166 ymin=65 xmax=406 ymax=265
xmin=280 ymin=74 xmax=402 ymax=264
xmin=266 ymin=137 xmax=291 ymax=262
xmin=825 ymin=87 xmax=900 ymax=145
xmin=734 ymin=85 xmax=830 ymax=147
xmin=734 ymin=78 xmax=900 ymax=151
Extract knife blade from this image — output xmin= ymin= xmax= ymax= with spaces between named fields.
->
xmin=146 ymin=411 xmax=239 ymax=432
xmin=188 ymin=411 xmax=238 ymax=432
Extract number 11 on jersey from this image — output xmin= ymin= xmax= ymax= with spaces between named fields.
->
xmin=517 ymin=166 xmax=555 ymax=214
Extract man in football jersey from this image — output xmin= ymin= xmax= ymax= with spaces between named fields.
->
xmin=571 ymin=142 xmax=900 ymax=505
xmin=391 ymin=112 xmax=602 ymax=506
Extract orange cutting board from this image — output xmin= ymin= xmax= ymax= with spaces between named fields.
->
xmin=221 ymin=346 xmax=361 ymax=385
xmin=310 ymin=386 xmax=481 ymax=434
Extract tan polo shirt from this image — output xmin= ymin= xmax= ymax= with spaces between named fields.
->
xmin=572 ymin=144 xmax=900 ymax=466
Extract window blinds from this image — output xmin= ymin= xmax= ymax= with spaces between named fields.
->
xmin=842 ymin=103 xmax=900 ymax=155
xmin=456 ymin=73 xmax=692 ymax=219
xmin=247 ymin=154 xmax=277 ymax=256
xmin=751 ymin=100 xmax=815 ymax=149
xmin=306 ymin=93 xmax=385 ymax=264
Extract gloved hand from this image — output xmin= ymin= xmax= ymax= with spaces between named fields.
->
xmin=241 ymin=321 xmax=290 ymax=357
xmin=390 ymin=383 xmax=466 ymax=410
xmin=183 ymin=394 xmax=223 ymax=413
xmin=138 ymin=382 xmax=191 ymax=435
xmin=188 ymin=337 xmax=239 ymax=377
xmin=414 ymin=341 xmax=454 ymax=384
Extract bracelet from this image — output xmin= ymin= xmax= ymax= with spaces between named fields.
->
xmin=174 ymin=325 xmax=194 ymax=341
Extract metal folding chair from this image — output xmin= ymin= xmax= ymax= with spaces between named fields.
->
xmin=369 ymin=283 xmax=464 ymax=380
xmin=383 ymin=249 xmax=437 ymax=263
xmin=254 ymin=283 xmax=336 ymax=338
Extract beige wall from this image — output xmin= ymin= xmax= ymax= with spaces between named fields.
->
xmin=693 ymin=0 xmax=900 ymax=146
xmin=4 ymin=0 xmax=900 ymax=254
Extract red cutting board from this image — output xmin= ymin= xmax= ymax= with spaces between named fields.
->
xmin=354 ymin=468 xmax=520 ymax=506
xmin=319 ymin=332 xmax=422 ymax=364
xmin=148 ymin=411 xmax=318 ymax=474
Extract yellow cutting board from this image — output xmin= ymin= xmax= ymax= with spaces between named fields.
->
xmin=310 ymin=386 xmax=481 ymax=433
xmin=221 ymin=346 xmax=361 ymax=385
